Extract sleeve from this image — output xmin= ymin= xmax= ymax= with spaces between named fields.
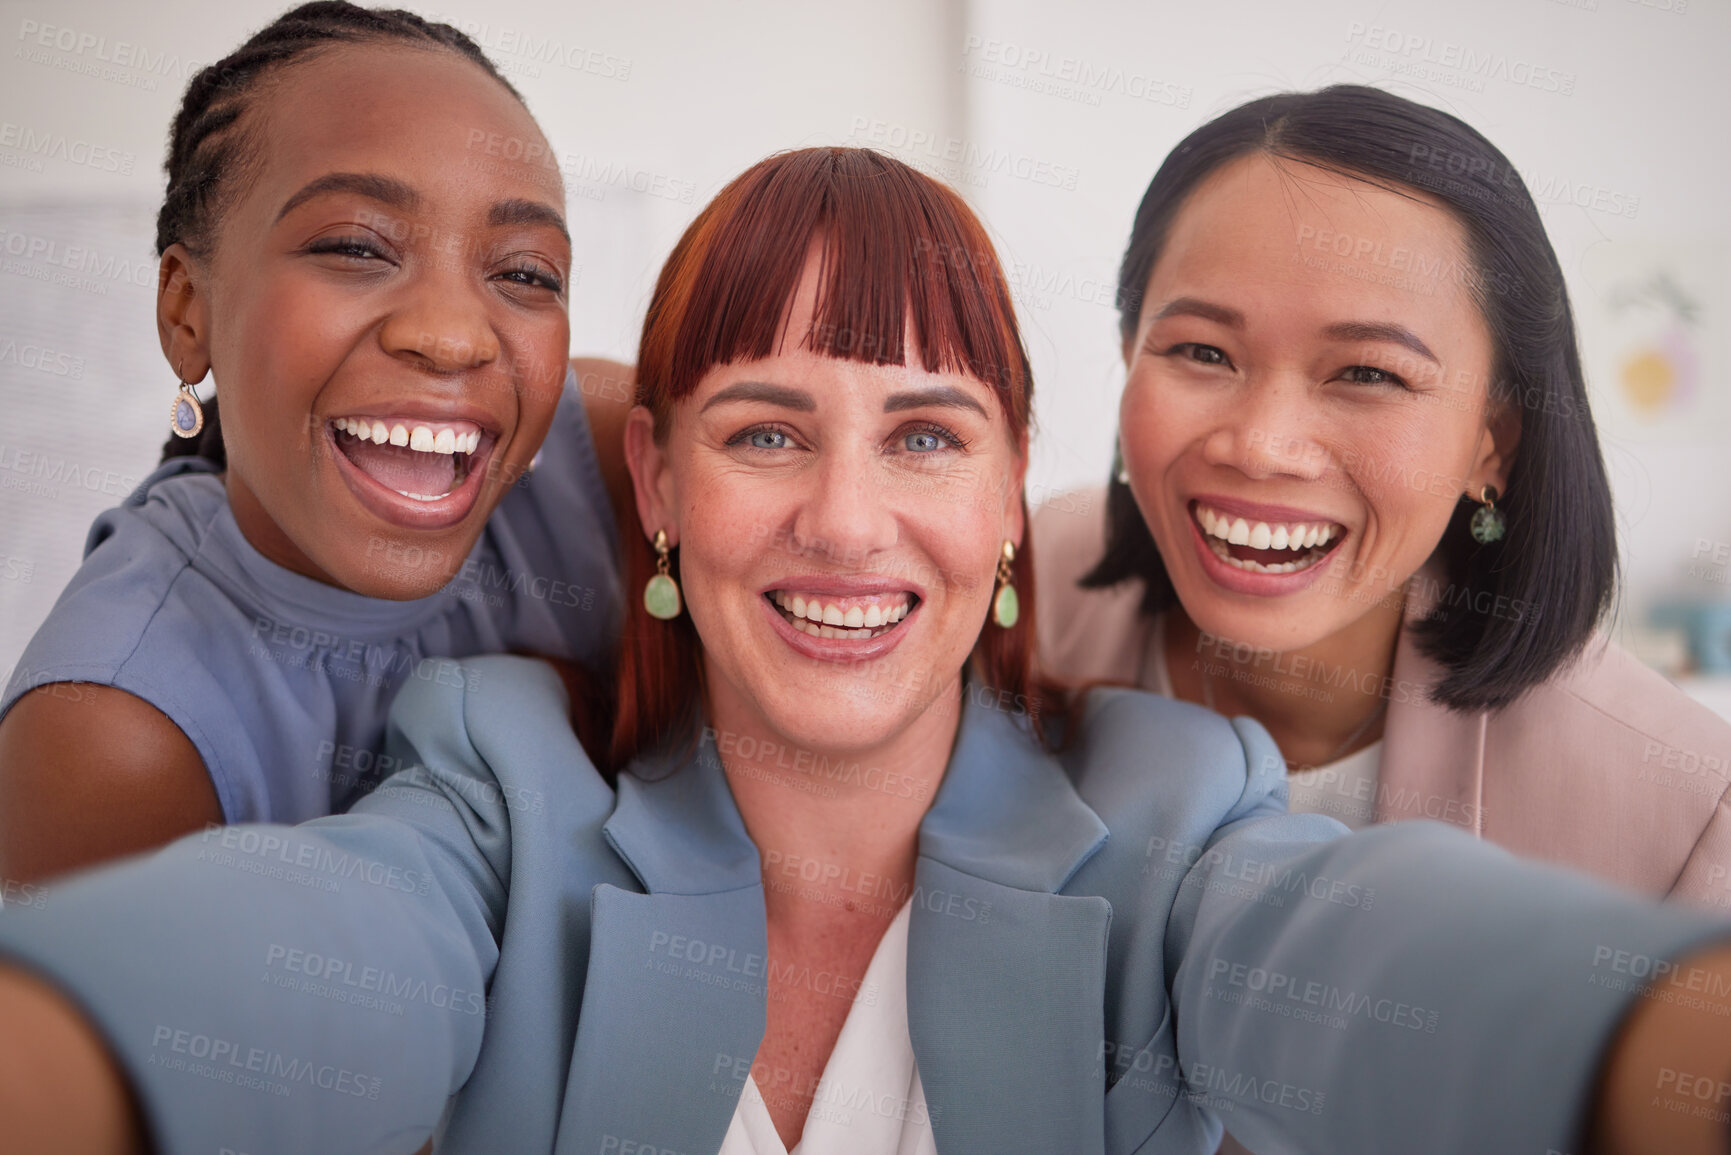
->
xmin=0 ymin=658 xmax=546 ymax=1155
xmin=1165 ymin=717 xmax=1731 ymax=1155
xmin=1668 ymin=777 xmax=1731 ymax=911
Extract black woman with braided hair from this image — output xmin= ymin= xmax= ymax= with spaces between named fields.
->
xmin=0 ymin=2 xmax=631 ymax=883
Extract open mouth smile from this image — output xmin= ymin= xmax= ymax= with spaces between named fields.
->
xmin=332 ymin=415 xmax=486 ymax=502
xmin=765 ymin=590 xmax=920 ymax=640
xmin=325 ymin=412 xmax=502 ymax=533
xmin=1192 ymin=501 xmax=1346 ymax=575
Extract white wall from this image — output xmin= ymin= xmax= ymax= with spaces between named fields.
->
xmin=2 ymin=0 xmax=1726 ymax=678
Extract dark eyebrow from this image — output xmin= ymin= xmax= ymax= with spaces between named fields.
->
xmin=700 ymin=381 xmax=816 ymax=413
xmin=275 ymin=172 xmax=420 ymax=222
xmin=1151 ymin=297 xmax=1245 ymax=327
xmin=488 ymin=197 xmax=570 ymax=243
xmin=1323 ymin=321 xmax=1438 ymax=364
xmin=883 ymin=385 xmax=988 ymax=419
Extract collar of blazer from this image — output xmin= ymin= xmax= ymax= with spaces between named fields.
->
xmin=555 ymin=688 xmax=1117 ymax=1155
xmin=1373 ymin=558 xmax=1489 ymax=836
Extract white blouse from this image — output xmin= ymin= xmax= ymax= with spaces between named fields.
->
xmin=719 ymin=901 xmax=937 ymax=1155
xmin=1145 ymin=613 xmax=1383 ymax=831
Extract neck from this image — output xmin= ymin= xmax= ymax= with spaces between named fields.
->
xmin=1166 ymin=595 xmax=1405 ymax=770
xmin=706 ymin=674 xmax=960 ymax=932
xmin=225 ymin=471 xmax=336 ymax=585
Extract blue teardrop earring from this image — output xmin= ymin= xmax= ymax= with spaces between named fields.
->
xmin=169 ymin=368 xmax=204 ymax=439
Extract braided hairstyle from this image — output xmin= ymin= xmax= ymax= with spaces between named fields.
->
xmin=156 ymin=2 xmax=525 ymax=468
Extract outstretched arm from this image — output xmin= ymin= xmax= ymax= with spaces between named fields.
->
xmin=1166 ymin=717 xmax=1731 ymax=1155
xmin=0 ymin=657 xmax=578 ymax=1154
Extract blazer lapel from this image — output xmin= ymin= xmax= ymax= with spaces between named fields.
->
xmin=555 ymin=737 xmax=770 ymax=1155
xmin=1375 ymin=563 xmax=1488 ymax=835
xmin=907 ymin=697 xmax=1113 ymax=1155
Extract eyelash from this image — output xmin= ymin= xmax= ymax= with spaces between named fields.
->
xmin=723 ymin=421 xmax=970 ymax=454
xmin=900 ymin=421 xmax=969 ymax=453
xmin=306 ymin=236 xmax=388 ymax=262
xmin=498 ymin=264 xmax=564 ymax=294
xmin=1164 ymin=343 xmax=1411 ymax=390
xmin=305 ymin=238 xmax=563 ymax=294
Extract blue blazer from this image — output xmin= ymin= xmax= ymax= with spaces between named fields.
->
xmin=0 ymin=655 xmax=1723 ymax=1155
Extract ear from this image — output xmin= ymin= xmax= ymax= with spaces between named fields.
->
xmin=156 ymin=244 xmax=211 ymax=384
xmin=1005 ymin=430 xmax=1029 ymax=549
xmin=1469 ymin=395 xmax=1522 ymax=499
xmin=623 ymin=406 xmax=677 ymax=546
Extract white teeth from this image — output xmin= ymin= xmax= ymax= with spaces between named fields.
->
xmin=1196 ymin=504 xmax=1342 ymax=557
xmin=335 ymin=419 xmax=479 ymax=455
xmin=1206 ymin=535 xmax=1326 ymax=574
xmin=772 ymin=592 xmax=913 ymax=637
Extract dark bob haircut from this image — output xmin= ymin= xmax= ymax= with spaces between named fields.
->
xmin=612 ymin=147 xmax=1055 ymax=769
xmin=1084 ymin=84 xmax=1615 ymax=713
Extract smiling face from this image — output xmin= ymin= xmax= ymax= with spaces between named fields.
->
xmin=1118 ymin=153 xmax=1516 ymax=653
xmin=627 ymin=253 xmax=1026 ymax=758
xmin=160 ymin=45 xmax=571 ymax=598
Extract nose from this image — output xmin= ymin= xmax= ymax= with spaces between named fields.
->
xmin=785 ymin=446 xmax=901 ymax=570
xmin=379 ymin=259 xmax=501 ymax=373
xmin=1202 ymin=373 xmax=1329 ymax=482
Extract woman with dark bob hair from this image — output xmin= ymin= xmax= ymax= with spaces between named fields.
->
xmin=6 ymin=145 xmax=1731 ymax=1155
xmin=1037 ymin=85 xmax=1731 ymax=904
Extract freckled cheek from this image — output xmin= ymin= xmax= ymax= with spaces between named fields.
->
xmin=1350 ymin=471 xmax=1460 ymax=573
xmin=1121 ymin=375 xmax=1198 ymax=486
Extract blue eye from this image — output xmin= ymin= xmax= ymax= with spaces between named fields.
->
xmin=748 ymin=429 xmax=789 ymax=450
xmin=905 ymin=431 xmax=944 ymax=453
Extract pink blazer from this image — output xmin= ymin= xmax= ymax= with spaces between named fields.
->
xmin=1032 ymin=489 xmax=1731 ymax=908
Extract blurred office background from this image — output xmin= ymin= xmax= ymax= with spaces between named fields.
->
xmin=2 ymin=0 xmax=1728 ymax=713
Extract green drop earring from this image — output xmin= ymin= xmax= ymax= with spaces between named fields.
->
xmin=992 ymin=541 xmax=1019 ymax=629
xmin=1470 ymin=485 xmax=1506 ymax=544
xmin=643 ymin=529 xmax=683 ymax=620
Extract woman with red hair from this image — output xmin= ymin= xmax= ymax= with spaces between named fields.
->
xmin=1 ymin=148 xmax=1730 ymax=1155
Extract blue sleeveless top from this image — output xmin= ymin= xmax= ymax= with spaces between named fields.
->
xmin=0 ymin=366 xmax=621 ymax=824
